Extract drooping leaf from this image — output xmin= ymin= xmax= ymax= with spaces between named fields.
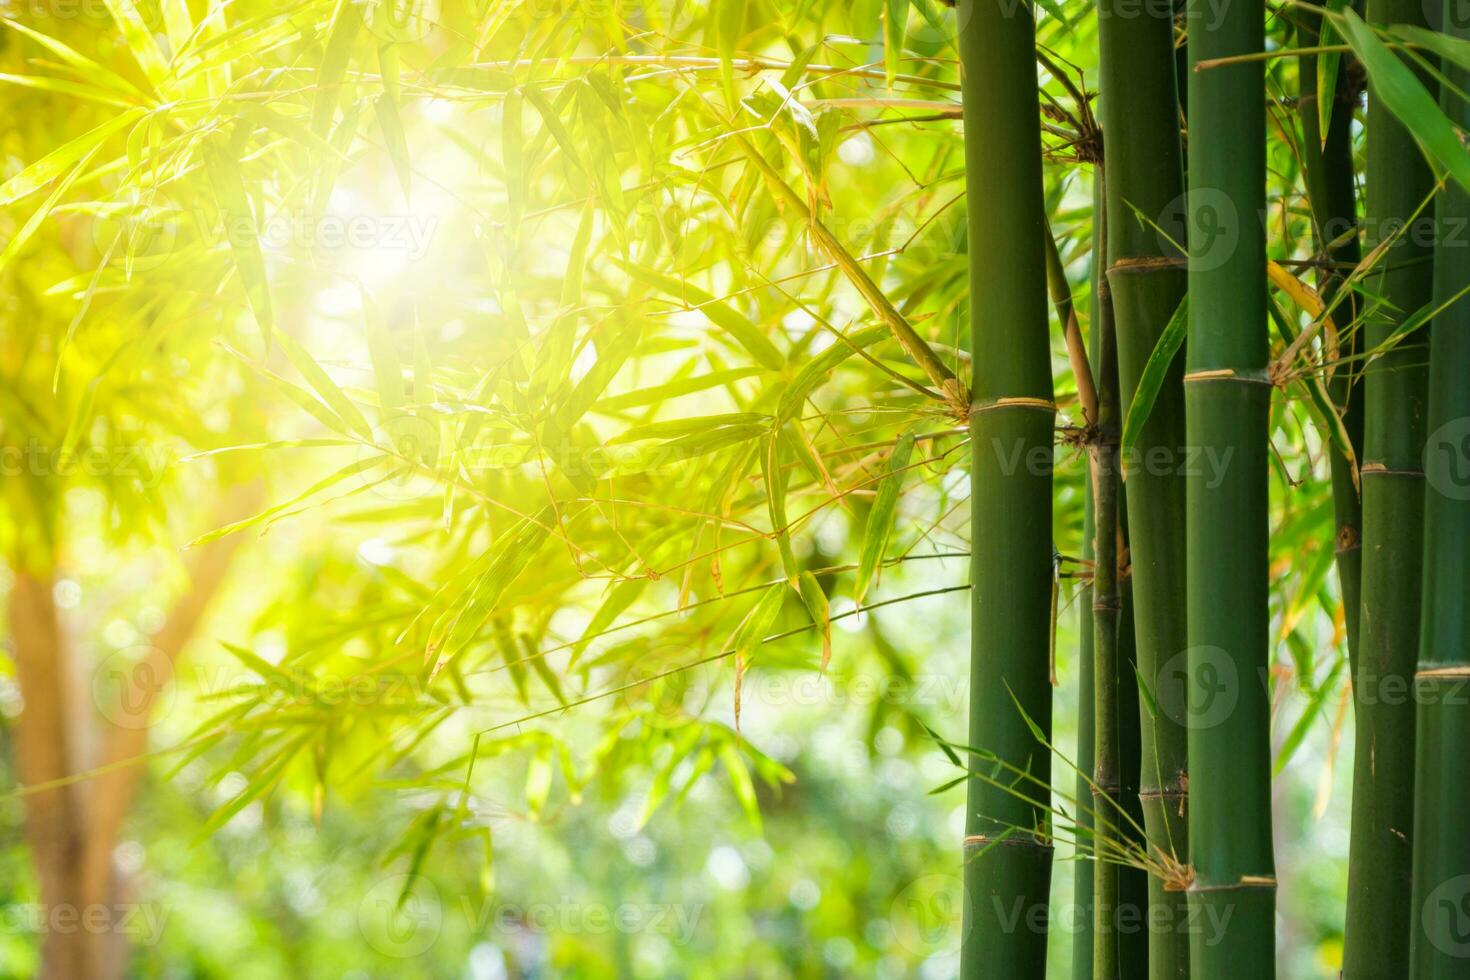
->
xmin=1336 ymin=8 xmax=1470 ymax=193
xmin=854 ymin=428 xmax=916 ymax=604
xmin=205 ymin=138 xmax=275 ymax=347
xmin=1119 ymin=294 xmax=1188 ymax=462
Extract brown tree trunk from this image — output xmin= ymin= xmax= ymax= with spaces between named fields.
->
xmin=11 ymin=568 xmax=90 ymax=978
xmin=10 ymin=484 xmax=257 ymax=979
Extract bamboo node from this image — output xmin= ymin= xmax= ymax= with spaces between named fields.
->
xmin=962 ymin=833 xmax=1052 ymax=851
xmin=1187 ymin=874 xmax=1278 ymax=894
xmin=1335 ymin=523 xmax=1360 ymax=552
xmin=1416 ymin=665 xmax=1470 ymax=678
xmin=970 ymin=396 xmax=1057 ymax=417
xmin=1182 ymin=368 xmax=1273 ymax=386
xmin=1360 ymin=462 xmax=1424 ymax=478
xmin=1106 ymin=255 xmax=1185 ymax=277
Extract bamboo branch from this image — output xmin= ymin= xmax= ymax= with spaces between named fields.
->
xmin=732 ymin=133 xmax=970 ymax=413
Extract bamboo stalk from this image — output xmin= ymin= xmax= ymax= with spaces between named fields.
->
xmin=1184 ymin=0 xmax=1276 ymax=975
xmin=1073 ymin=177 xmax=1104 ymax=980
xmin=1114 ymin=551 xmax=1149 ymax=980
xmin=1296 ymin=5 xmax=1365 ymax=666
xmin=1076 ymin=183 xmax=1149 ymax=978
xmin=1097 ymin=2 xmax=1194 ymax=974
xmin=1075 ymin=483 xmax=1098 ymax=980
xmin=958 ymin=1 xmax=1056 ymax=975
xmin=1408 ymin=9 xmax=1470 ymax=974
xmin=1342 ymin=0 xmax=1435 ymax=973
xmin=1092 ymin=246 xmax=1123 ymax=980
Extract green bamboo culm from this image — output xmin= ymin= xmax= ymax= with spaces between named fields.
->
xmin=1342 ymin=0 xmax=1435 ymax=973
xmin=1407 ymin=4 xmax=1470 ymax=973
xmin=1075 ymin=483 xmax=1098 ymax=980
xmin=1296 ymin=6 xmax=1364 ymax=662
xmin=1072 ymin=179 xmax=1103 ymax=980
xmin=1091 ymin=255 xmax=1123 ymax=980
xmin=958 ymin=1 xmax=1056 ymax=976
xmin=1184 ymin=0 xmax=1277 ymax=975
xmin=1097 ymin=1 xmax=1193 ymax=974
xmin=1114 ymin=558 xmax=1148 ymax=980
xmin=1087 ymin=276 xmax=1151 ymax=980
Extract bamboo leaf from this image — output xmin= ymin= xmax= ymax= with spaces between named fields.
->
xmin=186 ymin=457 xmax=387 ymax=547
xmin=99 ymin=0 xmax=168 ymax=84
xmin=1119 ymin=294 xmax=1187 ymax=462
xmin=593 ymin=368 xmax=763 ymax=413
xmin=0 ymin=109 xmax=141 ymax=206
xmin=205 ymin=140 xmax=275 ymax=347
xmin=504 ymin=87 xmax=524 ymax=231
xmin=375 ymin=44 xmax=412 ymax=200
xmin=525 ymin=745 xmax=553 ymax=819
xmin=796 ymin=571 xmax=832 ymax=671
xmin=884 ymin=0 xmax=906 ymax=87
xmin=1336 ymin=9 xmax=1470 ymax=193
xmin=776 ymin=325 xmax=889 ymax=420
xmin=0 ymin=142 xmax=102 ymax=276
xmin=1 ymin=18 xmax=146 ymax=98
xmin=762 ymin=431 xmax=798 ymax=582
xmin=364 ymin=295 xmax=406 ymax=414
xmin=313 ymin=0 xmax=362 ymax=136
xmin=0 ymin=73 xmax=136 ymax=108
xmin=618 ymin=261 xmax=785 ymax=370
xmin=274 ymin=330 xmax=374 ymax=440
xmin=523 ymin=83 xmax=587 ymax=175
xmin=220 ymin=641 xmax=307 ymax=687
xmin=854 ymin=428 xmax=916 ymax=604
xmin=714 ymin=0 xmax=744 ymax=106
xmin=1314 ymin=0 xmax=1349 ymax=138
xmin=729 ymin=582 xmax=786 ymax=728
xmin=1388 ymin=23 xmax=1470 ymax=75
xmin=561 ymin=201 xmax=594 ymax=308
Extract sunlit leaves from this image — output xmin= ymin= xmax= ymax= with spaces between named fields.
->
xmin=205 ymin=137 xmax=275 ymax=346
xmin=855 ymin=427 xmax=916 ymax=604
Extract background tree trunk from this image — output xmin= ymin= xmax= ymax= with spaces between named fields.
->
xmin=10 ymin=485 xmax=256 ymax=979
